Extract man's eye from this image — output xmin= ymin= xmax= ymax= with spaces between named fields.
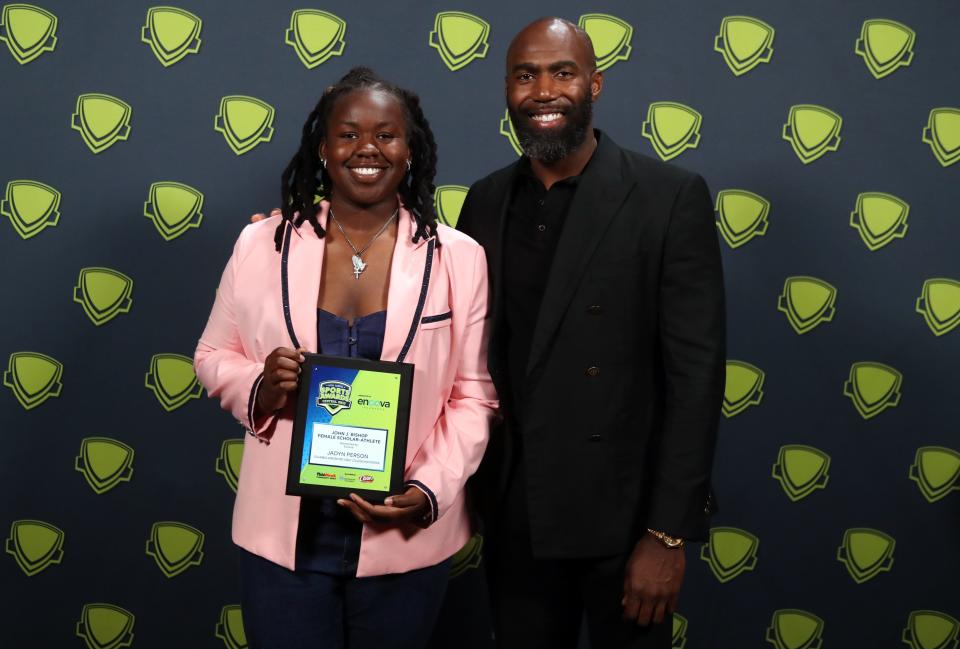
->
xmin=518 ymin=73 xmax=533 ymax=81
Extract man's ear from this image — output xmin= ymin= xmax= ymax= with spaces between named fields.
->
xmin=591 ymin=69 xmax=604 ymax=102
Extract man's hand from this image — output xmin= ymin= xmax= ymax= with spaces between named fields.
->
xmin=250 ymin=208 xmax=281 ymax=223
xmin=621 ymin=532 xmax=685 ymax=625
xmin=337 ymin=488 xmax=432 ymax=529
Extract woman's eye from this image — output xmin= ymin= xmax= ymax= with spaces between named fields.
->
xmin=377 ymin=133 xmax=395 ymax=140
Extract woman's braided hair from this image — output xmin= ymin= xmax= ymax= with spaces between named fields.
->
xmin=274 ymin=66 xmax=439 ymax=251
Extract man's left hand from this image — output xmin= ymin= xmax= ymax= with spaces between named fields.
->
xmin=621 ymin=532 xmax=686 ymax=625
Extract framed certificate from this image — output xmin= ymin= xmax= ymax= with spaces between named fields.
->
xmin=286 ymin=354 xmax=414 ymax=502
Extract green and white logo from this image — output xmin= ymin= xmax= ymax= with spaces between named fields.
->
xmin=144 ymin=181 xmax=204 ymax=241
xmin=843 ymin=362 xmax=902 ymax=420
xmin=723 ymin=360 xmax=764 ymax=418
xmin=71 ymin=94 xmax=132 ymax=154
xmin=140 ymin=6 xmax=201 ymax=67
xmin=0 ymin=3 xmax=56 ymax=64
xmin=903 ymin=610 xmax=960 ymax=649
xmin=429 ymin=11 xmax=489 ymax=71
xmin=499 ymin=109 xmax=522 ymax=156
xmin=672 ymin=613 xmax=688 ymax=649
xmin=450 ymin=533 xmax=483 ymax=578
xmin=146 ymin=521 xmax=204 ymax=577
xmin=76 ymin=437 xmax=134 ymax=495
xmin=76 ymin=603 xmax=134 ymax=649
xmin=4 ymin=351 xmax=62 ymax=410
xmin=5 ymin=519 xmax=63 ymax=576
xmin=772 ymin=445 xmax=830 ymax=502
xmin=73 ymin=267 xmax=134 ymax=326
xmin=714 ymin=16 xmax=774 ymax=76
xmin=284 ymin=9 xmax=345 ymax=69
xmin=782 ymin=105 xmax=842 ymax=164
xmin=145 ymin=353 xmax=202 ymax=411
xmin=836 ymin=528 xmax=894 ymax=583
xmin=766 ymin=609 xmax=824 ymax=649
xmin=701 ymin=527 xmax=758 ymax=583
xmin=909 ymin=446 xmax=960 ymax=503
xmin=642 ymin=102 xmax=702 ymax=161
xmin=214 ymin=96 xmax=275 ymax=155
xmin=216 ymin=439 xmax=244 ymax=493
xmin=850 ymin=192 xmax=909 ymax=251
xmin=855 ymin=19 xmax=915 ymax=79
xmin=922 ymin=108 xmax=960 ymax=167
xmin=714 ymin=189 xmax=769 ymax=249
xmin=777 ymin=276 xmax=837 ymax=334
xmin=916 ymin=278 xmax=960 ymax=336
xmin=215 ymin=604 xmax=247 ymax=649
xmin=1 ymin=179 xmax=60 ymax=239
xmin=578 ymin=14 xmax=632 ymax=71
xmin=434 ymin=185 xmax=468 ymax=228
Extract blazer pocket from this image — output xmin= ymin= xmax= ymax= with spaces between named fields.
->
xmin=420 ymin=310 xmax=452 ymax=330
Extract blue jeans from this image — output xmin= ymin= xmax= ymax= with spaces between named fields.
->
xmin=239 ymin=548 xmax=451 ymax=649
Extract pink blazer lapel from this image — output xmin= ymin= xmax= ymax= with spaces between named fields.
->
xmin=382 ymin=207 xmax=434 ymax=362
xmin=281 ymin=204 xmax=328 ymax=353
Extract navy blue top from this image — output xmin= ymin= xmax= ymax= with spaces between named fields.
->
xmin=295 ymin=309 xmax=386 ymax=575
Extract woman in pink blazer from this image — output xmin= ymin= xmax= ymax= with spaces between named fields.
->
xmin=194 ymin=68 xmax=497 ymax=649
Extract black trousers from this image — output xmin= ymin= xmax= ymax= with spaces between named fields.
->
xmin=486 ymin=466 xmax=672 ymax=649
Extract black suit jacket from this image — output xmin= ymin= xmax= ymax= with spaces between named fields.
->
xmin=458 ymin=131 xmax=725 ymax=558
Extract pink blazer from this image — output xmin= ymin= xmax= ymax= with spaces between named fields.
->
xmin=194 ymin=203 xmax=497 ymax=577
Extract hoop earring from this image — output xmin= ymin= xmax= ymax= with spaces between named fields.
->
xmin=321 ymin=158 xmax=327 ymax=169
xmin=406 ymin=159 xmax=412 ymax=172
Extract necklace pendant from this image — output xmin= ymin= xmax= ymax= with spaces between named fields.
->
xmin=351 ymin=254 xmax=367 ymax=279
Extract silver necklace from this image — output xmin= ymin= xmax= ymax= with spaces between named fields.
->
xmin=329 ymin=207 xmax=398 ymax=279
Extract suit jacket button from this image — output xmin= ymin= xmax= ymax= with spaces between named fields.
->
xmin=587 ymin=305 xmax=602 ymax=314
xmin=589 ymin=434 xmax=603 ymax=442
xmin=585 ymin=366 xmax=600 ymax=377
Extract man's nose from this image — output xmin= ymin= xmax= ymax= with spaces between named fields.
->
xmin=532 ymin=77 xmax=558 ymax=101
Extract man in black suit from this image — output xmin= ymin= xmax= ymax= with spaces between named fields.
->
xmin=456 ymin=18 xmax=726 ymax=649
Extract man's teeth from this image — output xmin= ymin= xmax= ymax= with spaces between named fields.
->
xmin=532 ymin=113 xmax=563 ymax=123
xmin=352 ymin=167 xmax=383 ymax=176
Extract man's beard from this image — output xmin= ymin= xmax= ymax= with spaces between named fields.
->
xmin=509 ymin=95 xmax=593 ymax=163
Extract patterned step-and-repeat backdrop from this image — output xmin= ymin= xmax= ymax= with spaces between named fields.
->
xmin=2 ymin=2 xmax=958 ymax=648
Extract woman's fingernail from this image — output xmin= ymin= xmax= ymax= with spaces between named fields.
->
xmin=384 ymin=498 xmax=394 ymax=506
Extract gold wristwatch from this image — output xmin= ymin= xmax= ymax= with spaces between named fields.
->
xmin=647 ymin=528 xmax=685 ymax=549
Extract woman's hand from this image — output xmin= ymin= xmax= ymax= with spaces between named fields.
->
xmin=256 ymin=347 xmax=306 ymax=415
xmin=337 ymin=487 xmax=432 ymax=529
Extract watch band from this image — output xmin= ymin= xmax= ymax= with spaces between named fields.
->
xmin=647 ymin=528 xmax=685 ymax=548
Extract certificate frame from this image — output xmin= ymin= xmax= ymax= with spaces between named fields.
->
xmin=286 ymin=354 xmax=413 ymax=502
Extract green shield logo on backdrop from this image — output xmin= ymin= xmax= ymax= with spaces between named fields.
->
xmin=214 ymin=96 xmax=275 ymax=155
xmin=713 ymin=16 xmax=775 ymax=76
xmin=146 ymin=521 xmax=204 ymax=577
xmin=1 ymin=179 xmax=60 ymax=239
xmin=909 ymin=446 xmax=960 ymax=503
xmin=449 ymin=533 xmax=483 ymax=578
xmin=73 ymin=267 xmax=134 ymax=326
xmin=75 ymin=603 xmax=134 ymax=649
xmin=700 ymin=527 xmax=758 ymax=583
xmin=578 ymin=14 xmax=632 ymax=71
xmin=672 ymin=613 xmax=688 ymax=649
xmin=723 ymin=360 xmax=764 ymax=418
xmin=5 ymin=519 xmax=63 ymax=576
xmin=140 ymin=6 xmax=201 ymax=67
xmin=144 ymin=181 xmax=204 ymax=241
xmin=850 ymin=192 xmax=909 ymax=251
xmin=76 ymin=437 xmax=134 ymax=494
xmin=0 ymin=3 xmax=57 ymax=64
xmin=499 ymin=109 xmax=522 ymax=156
xmin=766 ymin=609 xmax=824 ymax=649
xmin=772 ymin=445 xmax=830 ymax=502
xmin=777 ymin=276 xmax=837 ymax=334
xmin=836 ymin=528 xmax=894 ymax=583
xmin=4 ymin=351 xmax=62 ymax=410
xmin=714 ymin=189 xmax=769 ymax=249
xmin=916 ymin=278 xmax=960 ymax=336
xmin=854 ymin=19 xmax=915 ymax=79
xmin=922 ymin=108 xmax=960 ymax=168
xmin=843 ymin=362 xmax=902 ymax=420
xmin=782 ymin=105 xmax=842 ymax=164
xmin=284 ymin=9 xmax=345 ymax=69
xmin=215 ymin=604 xmax=247 ymax=649
xmin=145 ymin=353 xmax=202 ymax=411
xmin=434 ymin=185 xmax=469 ymax=228
xmin=903 ymin=610 xmax=960 ymax=649
xmin=641 ymin=102 xmax=702 ymax=161
xmin=215 ymin=439 xmax=244 ymax=493
xmin=71 ymin=94 xmax=132 ymax=154
xmin=428 ymin=11 xmax=489 ymax=71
